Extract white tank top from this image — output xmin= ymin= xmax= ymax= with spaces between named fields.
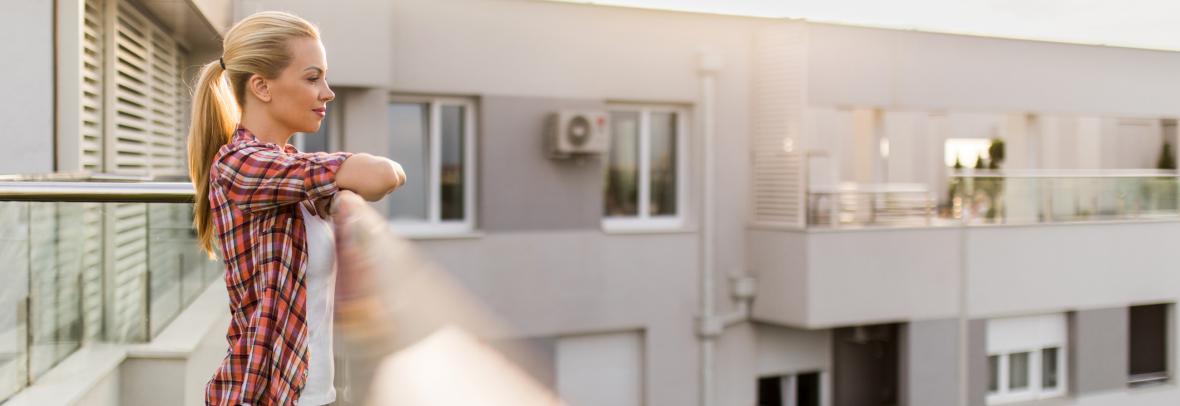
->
xmin=298 ymin=203 xmax=337 ymax=406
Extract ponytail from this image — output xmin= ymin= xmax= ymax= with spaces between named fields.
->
xmin=187 ymin=59 xmax=239 ymax=258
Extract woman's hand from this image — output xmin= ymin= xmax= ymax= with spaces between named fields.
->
xmin=336 ymin=153 xmax=407 ymax=202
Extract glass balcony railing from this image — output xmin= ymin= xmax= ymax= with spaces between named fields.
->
xmin=949 ymin=170 xmax=1180 ymax=225
xmin=806 ymin=171 xmax=1180 ymax=228
xmin=0 ymin=179 xmax=218 ymax=402
xmin=807 ymin=183 xmax=937 ymax=228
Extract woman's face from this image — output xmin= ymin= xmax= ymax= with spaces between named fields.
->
xmin=265 ymin=37 xmax=334 ymax=135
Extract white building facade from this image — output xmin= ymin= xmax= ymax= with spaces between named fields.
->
xmin=4 ymin=0 xmax=1180 ymax=405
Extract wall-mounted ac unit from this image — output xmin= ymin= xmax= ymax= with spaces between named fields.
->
xmin=546 ymin=111 xmax=610 ymax=158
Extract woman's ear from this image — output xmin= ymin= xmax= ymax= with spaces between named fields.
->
xmin=247 ymin=74 xmax=272 ymax=103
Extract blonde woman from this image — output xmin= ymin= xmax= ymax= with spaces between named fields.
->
xmin=187 ymin=11 xmax=405 ymax=406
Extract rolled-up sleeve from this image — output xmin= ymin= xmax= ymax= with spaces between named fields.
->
xmin=214 ymin=145 xmax=353 ymax=214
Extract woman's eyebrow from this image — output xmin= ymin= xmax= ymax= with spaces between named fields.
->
xmin=304 ymin=66 xmax=324 ymax=74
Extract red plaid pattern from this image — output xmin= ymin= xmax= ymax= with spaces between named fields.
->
xmin=205 ymin=126 xmax=351 ymax=405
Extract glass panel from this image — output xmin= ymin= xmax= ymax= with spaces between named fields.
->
xmin=755 ymin=376 xmax=781 ymax=406
xmin=987 ymin=355 xmax=999 ymax=392
xmin=148 ymin=202 xmax=220 ymax=336
xmin=29 ymin=202 xmax=84 ymax=379
xmin=440 ymin=105 xmax=466 ymax=221
xmin=0 ymin=202 xmax=29 ymax=402
xmin=949 ymin=175 xmax=1180 ymax=225
xmin=648 ymin=112 xmax=677 ymax=216
xmin=606 ymin=111 xmax=640 ymax=216
xmin=148 ymin=203 xmax=185 ymax=336
xmin=105 ymin=202 xmax=148 ymax=342
xmin=79 ymin=203 xmax=103 ymax=341
xmin=796 ymin=372 xmax=821 ymax=406
xmin=389 ymin=102 xmax=431 ymax=221
xmin=0 ymin=196 xmax=223 ymax=402
xmin=1042 ymin=347 xmax=1059 ymax=389
xmin=1009 ymin=352 xmax=1030 ymax=390
xmin=1130 ymin=304 xmax=1169 ymax=377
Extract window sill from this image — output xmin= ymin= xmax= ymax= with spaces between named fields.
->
xmin=986 ymin=392 xmax=1068 ymax=406
xmin=601 ymin=216 xmax=691 ymax=235
xmin=1129 ymin=373 xmax=1172 ymax=389
xmin=387 ymin=220 xmax=479 ymax=239
xmin=387 ymin=222 xmax=483 ymax=240
xmin=402 ymin=230 xmax=485 ymax=241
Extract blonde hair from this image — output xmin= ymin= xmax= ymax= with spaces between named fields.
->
xmin=187 ymin=11 xmax=320 ymax=257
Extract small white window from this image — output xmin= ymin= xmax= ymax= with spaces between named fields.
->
xmin=602 ymin=106 xmax=689 ymax=232
xmin=757 ymin=372 xmax=823 ymax=406
xmin=387 ymin=96 xmax=477 ymax=235
xmin=986 ymin=314 xmax=1068 ymax=404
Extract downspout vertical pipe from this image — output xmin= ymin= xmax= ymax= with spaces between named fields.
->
xmin=697 ymin=48 xmax=722 ymax=406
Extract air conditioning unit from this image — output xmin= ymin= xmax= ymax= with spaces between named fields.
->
xmin=546 ymin=111 xmax=610 ymax=158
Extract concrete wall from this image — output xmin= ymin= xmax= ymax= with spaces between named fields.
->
xmin=382 ymin=2 xmax=770 ymax=404
xmin=807 ymin=228 xmax=961 ymax=327
xmin=754 ymin=323 xmax=832 ymax=377
xmin=479 ymin=96 xmax=607 ymax=232
xmin=904 ymin=319 xmax=961 ymax=406
xmin=967 ymin=319 xmax=987 ymax=406
xmin=749 ymin=229 xmax=809 ymax=326
xmin=751 ymin=219 xmax=1180 ymax=329
xmin=2 ymin=0 xmax=54 ymax=175
xmin=750 ymin=227 xmax=961 ymax=328
xmin=967 ymin=221 xmax=1180 ymax=317
xmin=412 ymin=230 xmax=699 ymax=406
xmin=806 ymin=23 xmax=1180 ymax=117
xmin=234 ymin=0 xmax=392 ymax=88
xmin=1073 ymin=308 xmax=1129 ymax=395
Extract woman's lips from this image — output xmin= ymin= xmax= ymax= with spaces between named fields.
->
xmin=313 ymin=108 xmax=326 ymax=118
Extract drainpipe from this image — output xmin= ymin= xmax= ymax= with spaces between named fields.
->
xmin=695 ymin=48 xmax=758 ymax=406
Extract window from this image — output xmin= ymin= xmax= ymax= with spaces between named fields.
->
xmin=387 ymin=96 xmax=476 ymax=235
xmin=1129 ymin=304 xmax=1171 ymax=386
xmin=603 ymin=106 xmax=688 ymax=231
xmin=758 ymin=372 xmax=822 ymax=406
xmin=986 ymin=314 xmax=1067 ymax=404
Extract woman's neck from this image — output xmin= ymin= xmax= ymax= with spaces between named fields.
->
xmin=239 ymin=109 xmax=293 ymax=146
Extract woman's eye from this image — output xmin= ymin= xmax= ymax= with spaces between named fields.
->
xmin=308 ymin=77 xmax=320 ymax=83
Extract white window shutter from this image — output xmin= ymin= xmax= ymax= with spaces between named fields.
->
xmin=80 ymin=0 xmax=106 ymax=342
xmin=147 ymin=29 xmax=184 ymax=177
xmin=80 ymin=0 xmax=105 ymax=172
xmin=99 ymin=0 xmax=189 ymax=341
xmin=105 ymin=0 xmax=151 ymax=176
xmin=751 ymin=23 xmax=808 ymax=228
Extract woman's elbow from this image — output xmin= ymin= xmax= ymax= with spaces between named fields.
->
xmin=378 ymin=160 xmax=406 ymax=196
xmin=338 ymin=154 xmax=404 ymax=201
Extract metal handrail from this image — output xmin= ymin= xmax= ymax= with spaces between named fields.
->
xmin=0 ymin=181 xmax=194 ymax=203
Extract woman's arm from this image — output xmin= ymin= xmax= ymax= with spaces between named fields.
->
xmin=215 ymin=146 xmax=353 ymax=214
xmin=335 ymin=153 xmax=406 ymax=202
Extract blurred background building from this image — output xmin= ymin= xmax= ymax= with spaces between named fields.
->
xmin=2 ymin=0 xmax=1179 ymax=405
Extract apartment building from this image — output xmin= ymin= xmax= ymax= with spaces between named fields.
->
xmin=2 ymin=0 xmax=1179 ymax=405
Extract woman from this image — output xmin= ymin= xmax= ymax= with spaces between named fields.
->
xmin=186 ymin=11 xmax=405 ymax=406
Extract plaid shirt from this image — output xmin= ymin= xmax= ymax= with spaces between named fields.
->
xmin=205 ymin=126 xmax=352 ymax=406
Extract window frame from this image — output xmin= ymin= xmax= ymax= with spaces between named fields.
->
xmin=986 ymin=314 xmax=1068 ymax=405
xmin=387 ymin=94 xmax=478 ymax=236
xmin=601 ymin=104 xmax=690 ymax=233
xmin=1128 ymin=303 xmax=1173 ymax=387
